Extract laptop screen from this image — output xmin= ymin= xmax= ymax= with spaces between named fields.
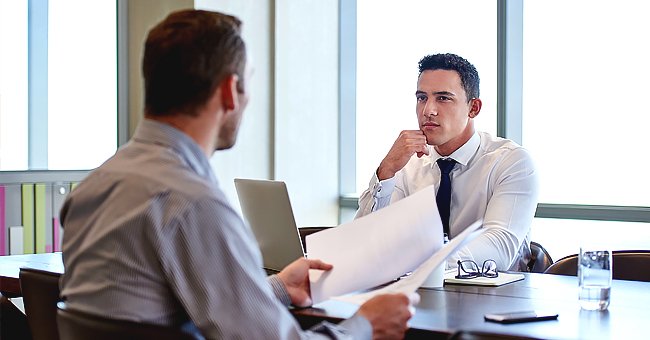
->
xmin=234 ymin=179 xmax=305 ymax=272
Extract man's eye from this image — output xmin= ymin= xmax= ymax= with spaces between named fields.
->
xmin=437 ymin=96 xmax=451 ymax=101
xmin=416 ymin=96 xmax=427 ymax=102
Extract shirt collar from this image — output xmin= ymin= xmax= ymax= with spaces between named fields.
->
xmin=430 ymin=131 xmax=480 ymax=167
xmin=131 ymin=119 xmax=217 ymax=183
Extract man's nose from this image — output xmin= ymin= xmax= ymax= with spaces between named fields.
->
xmin=422 ymin=101 xmax=437 ymax=117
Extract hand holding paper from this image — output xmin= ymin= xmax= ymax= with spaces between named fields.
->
xmin=277 ymin=257 xmax=333 ymax=307
xmin=355 ymin=292 xmax=414 ymax=339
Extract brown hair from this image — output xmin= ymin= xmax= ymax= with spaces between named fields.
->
xmin=143 ymin=10 xmax=246 ymax=116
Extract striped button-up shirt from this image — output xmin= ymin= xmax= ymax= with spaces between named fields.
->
xmin=60 ymin=119 xmax=370 ymax=339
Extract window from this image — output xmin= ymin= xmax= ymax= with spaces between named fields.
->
xmin=522 ymin=0 xmax=650 ymax=207
xmin=0 ymin=0 xmax=117 ymax=171
xmin=354 ymin=0 xmax=497 ymax=194
xmin=531 ymin=218 xmax=650 ymax=260
xmin=0 ymin=1 xmax=28 ymax=169
xmin=342 ymin=0 xmax=650 ymax=260
xmin=48 ymin=0 xmax=117 ymax=170
xmin=522 ymin=0 xmax=650 ymax=259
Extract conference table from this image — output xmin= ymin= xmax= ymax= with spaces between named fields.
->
xmin=0 ymin=252 xmax=64 ymax=297
xmin=1 ymin=253 xmax=648 ymax=339
xmin=292 ymin=272 xmax=648 ymax=339
xmin=0 ymin=253 xmax=63 ymax=339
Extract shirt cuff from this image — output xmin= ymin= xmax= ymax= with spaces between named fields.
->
xmin=338 ymin=313 xmax=373 ymax=339
xmin=267 ymin=274 xmax=291 ymax=306
xmin=371 ymin=172 xmax=396 ymax=199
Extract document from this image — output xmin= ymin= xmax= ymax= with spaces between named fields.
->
xmin=307 ymin=185 xmax=485 ymax=304
xmin=332 ymin=221 xmax=483 ymax=305
xmin=307 ymin=186 xmax=443 ymax=304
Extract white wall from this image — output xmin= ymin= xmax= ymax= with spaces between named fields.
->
xmin=274 ymin=0 xmax=339 ymax=227
xmin=194 ymin=0 xmax=274 ymax=214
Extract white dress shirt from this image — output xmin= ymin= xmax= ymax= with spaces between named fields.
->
xmin=356 ymin=131 xmax=539 ymax=271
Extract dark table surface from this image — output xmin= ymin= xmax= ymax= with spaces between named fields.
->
xmin=2 ymin=253 xmax=646 ymax=339
xmin=293 ymin=272 xmax=649 ymax=339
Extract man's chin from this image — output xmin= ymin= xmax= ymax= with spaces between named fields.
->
xmin=424 ymin=134 xmax=441 ymax=146
xmin=216 ymin=139 xmax=237 ymax=151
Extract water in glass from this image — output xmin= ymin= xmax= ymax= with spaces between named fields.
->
xmin=578 ymin=249 xmax=611 ymax=311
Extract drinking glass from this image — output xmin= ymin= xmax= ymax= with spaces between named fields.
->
xmin=578 ymin=248 xmax=612 ymax=311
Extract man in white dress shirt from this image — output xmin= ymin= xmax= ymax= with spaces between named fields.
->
xmin=356 ymin=53 xmax=539 ymax=271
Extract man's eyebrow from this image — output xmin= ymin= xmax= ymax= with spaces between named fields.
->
xmin=415 ymin=90 xmax=457 ymax=96
xmin=432 ymin=91 xmax=456 ymax=97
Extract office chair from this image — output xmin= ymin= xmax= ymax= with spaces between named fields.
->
xmin=57 ymin=302 xmax=198 ymax=340
xmin=544 ymin=250 xmax=650 ymax=282
xmin=528 ymin=241 xmax=554 ymax=273
xmin=19 ymin=267 xmax=62 ymax=340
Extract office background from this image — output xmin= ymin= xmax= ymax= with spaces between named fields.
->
xmin=1 ymin=0 xmax=648 ymax=260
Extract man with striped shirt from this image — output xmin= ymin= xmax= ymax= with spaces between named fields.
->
xmin=60 ymin=9 xmax=412 ymax=339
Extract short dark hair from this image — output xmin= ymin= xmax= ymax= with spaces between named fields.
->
xmin=418 ymin=53 xmax=480 ymax=102
xmin=143 ymin=10 xmax=246 ymax=116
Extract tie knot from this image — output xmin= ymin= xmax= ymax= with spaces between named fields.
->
xmin=436 ymin=158 xmax=457 ymax=174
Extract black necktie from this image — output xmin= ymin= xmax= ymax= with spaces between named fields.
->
xmin=436 ymin=158 xmax=457 ymax=240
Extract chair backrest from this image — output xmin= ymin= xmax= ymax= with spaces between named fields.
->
xmin=543 ymin=254 xmax=578 ymax=276
xmin=56 ymin=302 xmax=198 ymax=340
xmin=528 ymin=241 xmax=554 ymax=273
xmin=19 ymin=267 xmax=62 ymax=340
xmin=544 ymin=250 xmax=650 ymax=282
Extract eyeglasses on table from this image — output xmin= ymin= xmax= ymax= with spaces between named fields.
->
xmin=455 ymin=259 xmax=498 ymax=279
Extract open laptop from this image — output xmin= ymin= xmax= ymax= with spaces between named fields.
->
xmin=234 ymin=178 xmax=306 ymax=273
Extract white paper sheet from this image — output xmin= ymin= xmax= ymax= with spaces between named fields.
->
xmin=332 ymin=221 xmax=484 ymax=305
xmin=307 ymin=185 xmax=444 ymax=304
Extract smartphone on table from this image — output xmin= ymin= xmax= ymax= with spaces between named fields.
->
xmin=484 ymin=310 xmax=559 ymax=324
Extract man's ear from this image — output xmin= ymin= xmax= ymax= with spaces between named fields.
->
xmin=468 ymin=98 xmax=482 ymax=118
xmin=220 ymin=74 xmax=240 ymax=111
